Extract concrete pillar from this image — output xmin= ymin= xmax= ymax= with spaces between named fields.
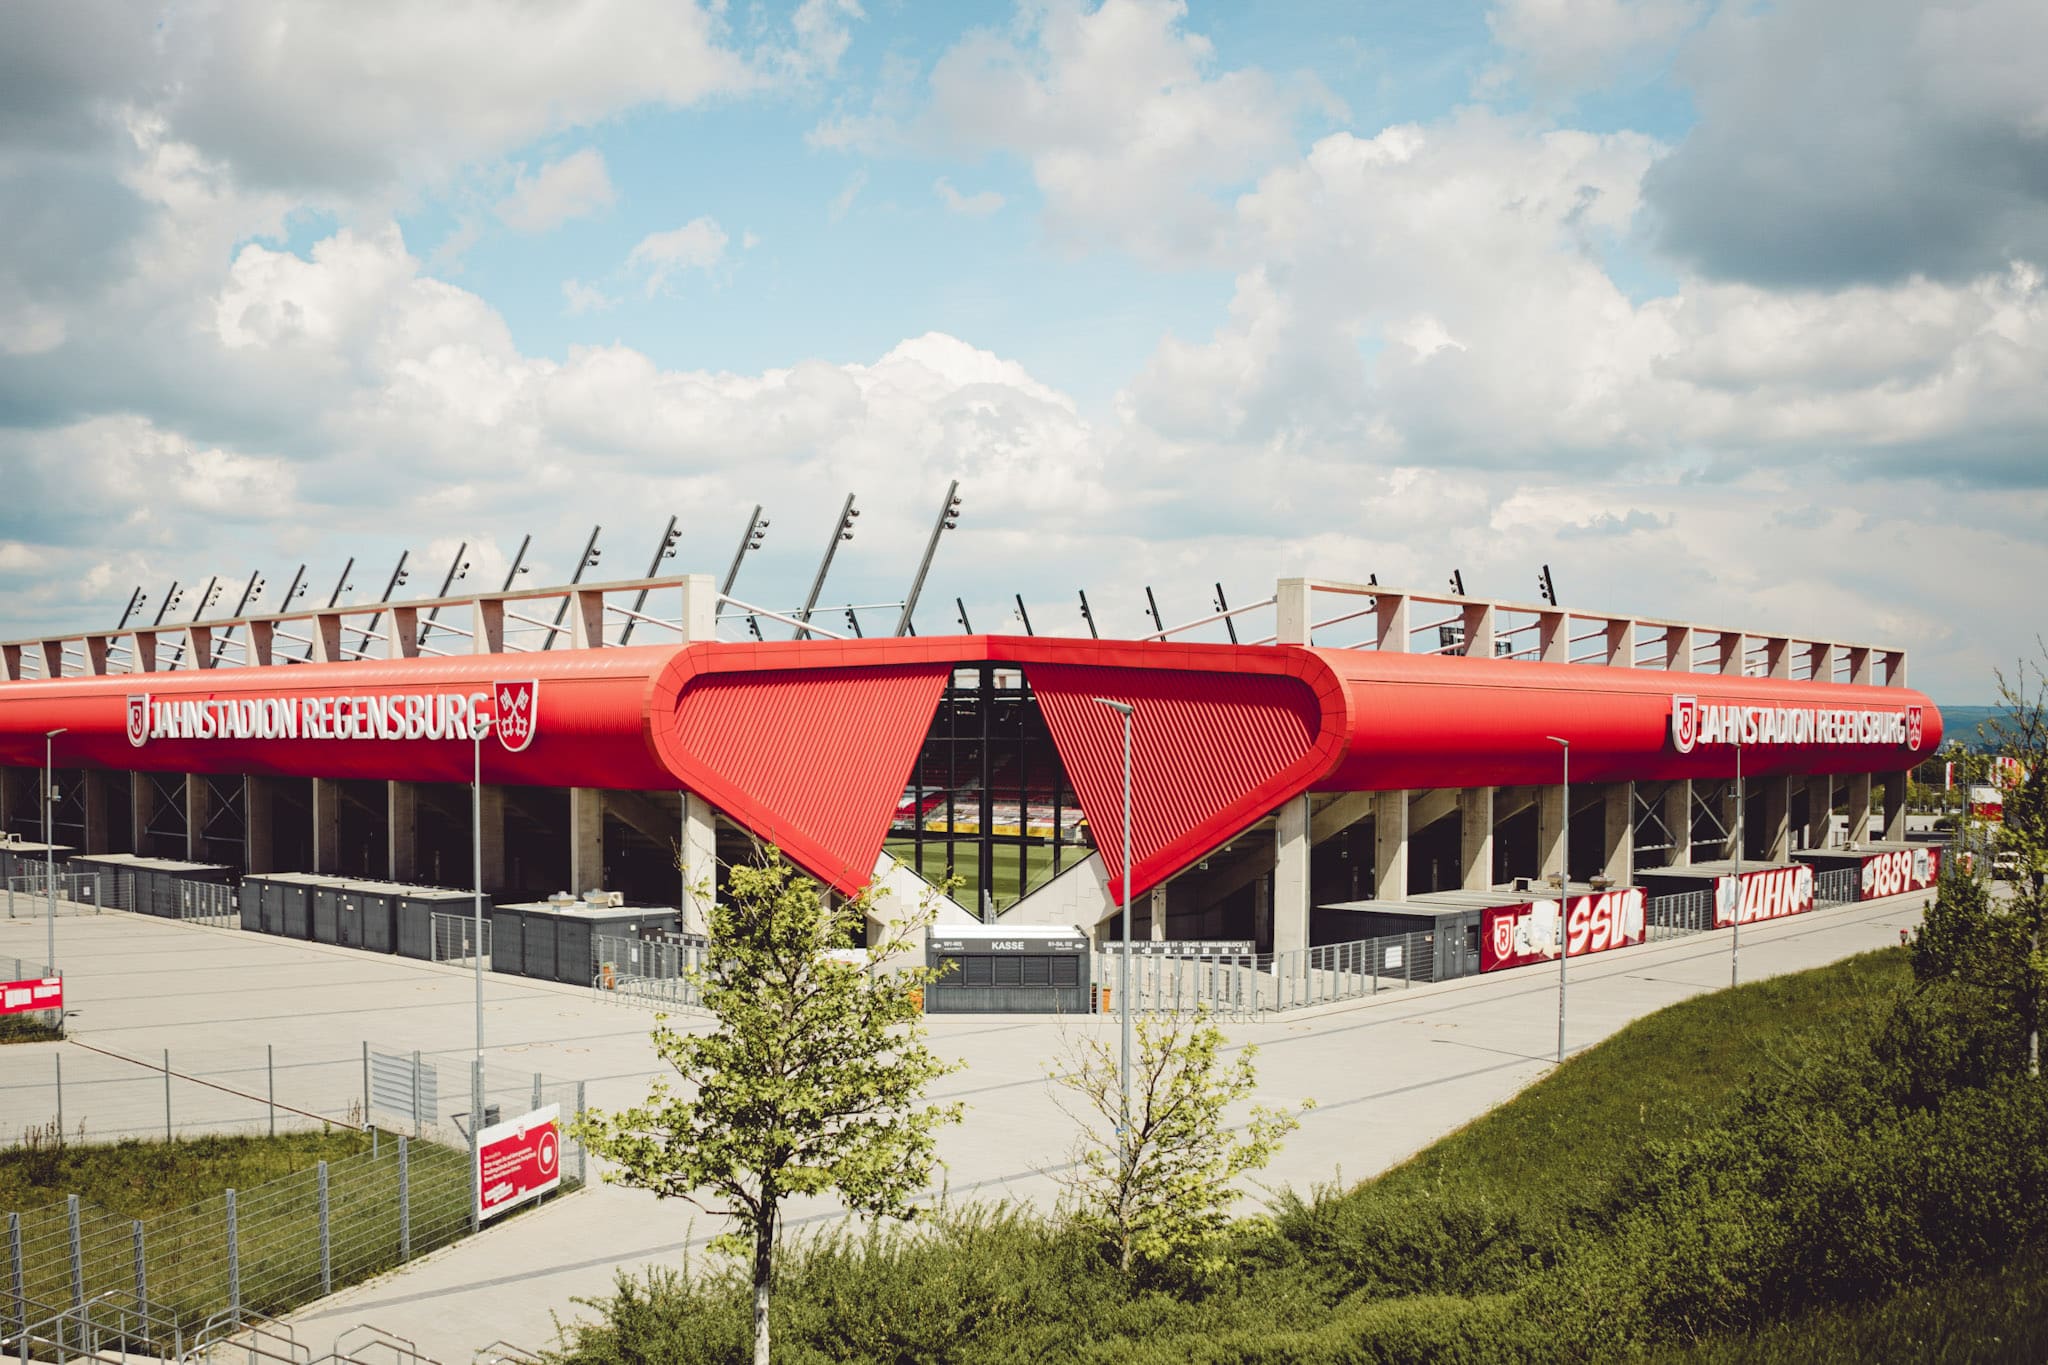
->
xmin=680 ymin=791 xmax=718 ymax=936
xmin=1537 ymin=785 xmax=1566 ymax=887
xmin=1458 ymin=787 xmax=1494 ymax=890
xmin=1253 ymin=875 xmax=1272 ymax=953
xmin=1716 ymin=779 xmax=1743 ymax=860
xmin=1148 ymin=886 xmax=1167 ymax=941
xmin=1666 ymin=626 xmax=1696 ymax=672
xmin=1374 ymin=594 xmax=1410 ymax=652
xmin=184 ymin=774 xmax=210 ymax=862
xmin=477 ymin=786 xmax=507 ymax=893
xmin=1806 ymin=776 xmax=1834 ymax=849
xmin=569 ymin=787 xmax=605 ymax=893
xmin=1760 ymin=775 xmax=1791 ymax=863
xmin=1374 ymin=790 xmax=1410 ymax=900
xmin=387 ymin=781 xmax=419 ymax=882
xmin=1538 ymin=611 xmax=1568 ymax=664
xmin=1602 ymin=782 xmax=1633 ymax=887
xmin=1460 ymin=603 xmax=1495 ymax=658
xmin=80 ymin=770 xmax=112 ymax=854
xmin=128 ymin=773 xmax=153 ymax=854
xmin=1273 ymin=794 xmax=1311 ymax=955
xmin=1719 ymin=632 xmax=1744 ymax=676
xmin=1882 ymin=772 xmax=1908 ymax=841
xmin=311 ymin=778 xmax=341 ymax=874
xmin=244 ymin=776 xmax=275 ymax=874
xmin=1274 ymin=578 xmax=1310 ymax=646
xmin=1605 ymin=619 xmax=1634 ymax=667
xmin=1662 ymin=780 xmax=1692 ymax=868
xmin=1845 ymin=772 xmax=1873 ymax=845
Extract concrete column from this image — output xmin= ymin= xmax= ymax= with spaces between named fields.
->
xmin=1661 ymin=780 xmax=1692 ymax=868
xmin=1148 ymin=886 xmax=1167 ymax=941
xmin=311 ymin=778 xmax=341 ymax=874
xmin=1845 ymin=772 xmax=1873 ymax=845
xmin=1538 ymin=611 xmax=1567 ymax=664
xmin=1272 ymin=794 xmax=1311 ymax=955
xmin=387 ymin=781 xmax=419 ymax=882
xmin=1764 ymin=637 xmax=1791 ymax=679
xmin=1374 ymin=593 xmax=1410 ymax=652
xmin=680 ymin=792 xmax=718 ymax=936
xmin=477 ymin=786 xmax=507 ymax=893
xmin=1253 ymin=876 xmax=1271 ymax=952
xmin=1458 ymin=787 xmax=1495 ymax=890
xmin=1602 ymin=782 xmax=1633 ymax=887
xmin=1537 ymin=785 xmax=1565 ymax=887
xmin=1848 ymin=647 xmax=1873 ymax=687
xmin=128 ymin=773 xmax=153 ymax=854
xmin=184 ymin=775 xmax=210 ymax=862
xmin=1274 ymin=578 xmax=1310 ymax=646
xmin=244 ymin=775 xmax=275 ymax=874
xmin=1460 ymin=603 xmax=1495 ymax=658
xmin=569 ymin=787 xmax=605 ymax=893
xmin=80 ymin=770 xmax=112 ymax=854
xmin=1666 ymin=626 xmax=1695 ymax=672
xmin=1374 ymin=790 xmax=1410 ymax=900
xmin=1605 ymin=619 xmax=1634 ymax=667
xmin=1719 ymin=632 xmax=1744 ymax=676
xmin=1760 ymin=775 xmax=1791 ymax=863
xmin=1806 ymin=776 xmax=1834 ymax=849
xmin=1716 ymin=779 xmax=1743 ymax=860
xmin=1882 ymin=772 xmax=1908 ymax=841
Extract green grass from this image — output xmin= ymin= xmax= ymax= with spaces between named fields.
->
xmin=0 ymin=1129 xmax=372 ymax=1216
xmin=882 ymin=839 xmax=1074 ymax=912
xmin=0 ymin=1013 xmax=63 ymax=1044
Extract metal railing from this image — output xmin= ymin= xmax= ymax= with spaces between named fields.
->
xmin=590 ymin=933 xmax=712 ymax=1013
xmin=1096 ymin=930 xmax=1441 ymax=1017
xmin=429 ymin=913 xmax=490 ymax=968
xmin=1645 ymin=889 xmax=1717 ymax=940
xmin=3 ymin=871 xmax=108 ymax=919
xmin=174 ymin=881 xmax=239 ymax=928
xmin=1814 ymin=866 xmax=1858 ymax=906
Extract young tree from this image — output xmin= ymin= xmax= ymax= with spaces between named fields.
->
xmin=1051 ymin=1006 xmax=1311 ymax=1280
xmin=573 ymin=850 xmax=963 ymax=1365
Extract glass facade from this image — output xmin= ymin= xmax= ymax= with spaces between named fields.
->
xmin=884 ymin=665 xmax=1093 ymax=916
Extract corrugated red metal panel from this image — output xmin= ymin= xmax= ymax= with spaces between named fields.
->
xmin=1308 ymin=649 xmax=1943 ymax=791
xmin=1023 ymin=663 xmax=1336 ymax=902
xmin=651 ymin=660 xmax=952 ymax=894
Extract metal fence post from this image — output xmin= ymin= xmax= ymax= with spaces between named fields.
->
xmin=469 ymin=1058 xmax=482 ymax=1234
xmin=268 ymin=1044 xmax=276 ymax=1137
xmin=67 ymin=1194 xmax=83 ymax=1313
xmin=55 ymin=1053 xmax=62 ymax=1139
xmin=8 ymin=1211 xmax=24 ymax=1335
xmin=398 ymin=1136 xmax=411 ymax=1262
xmin=132 ymin=1220 xmax=146 ymax=1308
xmin=225 ymin=1188 xmax=239 ymax=1324
xmin=317 ymin=1161 xmax=331 ymax=1295
xmin=163 ymin=1048 xmax=172 ymax=1141
xmin=575 ymin=1081 xmax=587 ymax=1185
xmin=532 ymin=1072 xmax=542 ymax=1113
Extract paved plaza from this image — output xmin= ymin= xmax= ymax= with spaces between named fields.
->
xmin=0 ymin=891 xmax=1931 ymax=1360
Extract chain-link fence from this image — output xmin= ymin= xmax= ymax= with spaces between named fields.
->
xmin=590 ymin=933 xmax=711 ymax=1012
xmin=2 ymin=872 xmax=108 ymax=920
xmin=3 ymin=1055 xmax=586 ymax=1360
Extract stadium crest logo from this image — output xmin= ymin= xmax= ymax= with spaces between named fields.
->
xmin=493 ymin=680 xmax=539 ymax=753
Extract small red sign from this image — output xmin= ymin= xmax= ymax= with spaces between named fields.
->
xmin=1713 ymin=865 xmax=1816 ymax=927
xmin=1479 ymin=890 xmax=1646 ymax=973
xmin=1 ymin=976 xmax=62 ymax=1016
xmin=476 ymin=1103 xmax=562 ymax=1221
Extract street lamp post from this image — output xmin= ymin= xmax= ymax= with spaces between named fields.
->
xmin=44 ymin=728 xmax=67 ymax=976
xmin=1093 ymin=698 xmax=1135 ymax=1140
xmin=472 ymin=714 xmax=492 ymax=1067
xmin=1546 ymin=736 xmax=1569 ymax=1064
xmin=1730 ymin=742 xmax=1744 ymax=988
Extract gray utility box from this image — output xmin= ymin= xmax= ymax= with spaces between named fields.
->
xmin=68 ymin=854 xmax=232 ymax=918
xmin=926 ymin=924 xmax=1092 ymax=1014
xmin=0 ymin=842 xmax=72 ymax=883
xmin=243 ymin=873 xmax=329 ymax=937
xmin=397 ymin=887 xmax=485 ymax=960
xmin=492 ymin=901 xmax=679 ymax=985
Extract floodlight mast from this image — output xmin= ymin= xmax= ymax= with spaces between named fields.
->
xmin=114 ymin=587 xmax=145 ymax=632
xmin=620 ymin=516 xmax=682 ymax=644
xmin=417 ymin=542 xmax=470 ymax=648
xmin=500 ymin=534 xmax=533 ymax=592
xmin=724 ymin=506 xmax=770 ymax=640
xmin=794 ymin=494 xmax=858 ymax=640
xmin=542 ymin=527 xmax=603 ymax=650
xmin=152 ymin=581 xmax=183 ymax=627
xmin=357 ymin=552 xmax=411 ymax=655
xmin=1212 ymin=583 xmax=1238 ymax=644
xmin=212 ymin=569 xmax=268 ymax=664
xmin=894 ymin=480 xmax=962 ymax=636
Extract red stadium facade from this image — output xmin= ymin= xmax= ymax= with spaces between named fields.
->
xmin=0 ymin=573 xmax=1939 ymax=965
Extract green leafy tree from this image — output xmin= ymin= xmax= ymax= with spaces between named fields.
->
xmin=1915 ymin=653 xmax=2048 ymax=1078
xmin=572 ymin=850 xmax=964 ymax=1365
xmin=1051 ymin=1006 xmax=1311 ymax=1280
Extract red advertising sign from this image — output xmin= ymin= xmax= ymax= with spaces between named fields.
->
xmin=1860 ymin=846 xmax=1940 ymax=900
xmin=1713 ymin=865 xmax=1816 ymax=928
xmin=1 ymin=976 xmax=62 ymax=1016
xmin=1480 ymin=889 xmax=1647 ymax=973
xmin=476 ymin=1103 xmax=562 ymax=1221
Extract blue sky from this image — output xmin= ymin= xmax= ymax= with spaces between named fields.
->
xmin=2 ymin=0 xmax=2045 ymax=698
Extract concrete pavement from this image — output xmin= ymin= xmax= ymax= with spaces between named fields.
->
xmin=0 ymin=890 xmax=1931 ymax=1361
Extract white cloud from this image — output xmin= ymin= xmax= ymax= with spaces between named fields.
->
xmin=924 ymin=0 xmax=1331 ymax=257
xmin=496 ymin=149 xmax=616 ymax=232
xmin=828 ymin=169 xmax=868 ymax=222
xmin=561 ymin=279 xmax=617 ymax=315
xmin=625 ymin=218 xmax=731 ymax=295
xmin=1486 ymin=0 xmax=1702 ymax=94
xmin=768 ymin=0 xmax=866 ymax=81
xmin=934 ymin=177 xmax=1005 ymax=216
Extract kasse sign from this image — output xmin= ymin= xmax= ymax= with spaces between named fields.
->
xmin=126 ymin=681 xmax=539 ymax=752
xmin=1671 ymin=697 xmax=1921 ymax=755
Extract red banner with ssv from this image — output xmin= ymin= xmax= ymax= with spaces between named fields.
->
xmin=475 ymin=1104 xmax=562 ymax=1221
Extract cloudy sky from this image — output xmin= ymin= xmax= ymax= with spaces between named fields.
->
xmin=2 ymin=0 xmax=2043 ymax=700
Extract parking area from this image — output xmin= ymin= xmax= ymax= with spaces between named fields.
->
xmin=0 ymin=889 xmax=1931 ymax=1360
